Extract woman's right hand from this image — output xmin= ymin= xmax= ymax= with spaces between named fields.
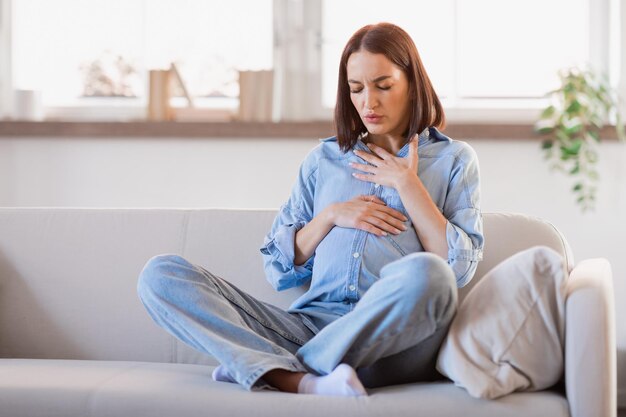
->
xmin=325 ymin=195 xmax=409 ymax=237
xmin=294 ymin=195 xmax=409 ymax=265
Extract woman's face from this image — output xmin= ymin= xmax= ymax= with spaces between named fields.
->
xmin=346 ymin=49 xmax=411 ymax=139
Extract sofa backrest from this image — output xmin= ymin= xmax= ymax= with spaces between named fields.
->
xmin=0 ymin=208 xmax=573 ymax=365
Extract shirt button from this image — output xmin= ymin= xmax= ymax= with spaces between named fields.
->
xmin=349 ymin=284 xmax=356 ymax=291
xmin=353 ymin=252 xmax=360 ymax=258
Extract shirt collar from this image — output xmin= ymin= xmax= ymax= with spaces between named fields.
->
xmin=355 ymin=128 xmax=431 ymax=156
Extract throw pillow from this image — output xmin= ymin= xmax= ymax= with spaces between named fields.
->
xmin=436 ymin=246 xmax=567 ymax=399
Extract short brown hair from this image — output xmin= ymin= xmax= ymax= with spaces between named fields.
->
xmin=334 ymin=22 xmax=445 ymax=153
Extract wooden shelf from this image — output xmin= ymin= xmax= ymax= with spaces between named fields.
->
xmin=0 ymin=120 xmax=621 ymax=140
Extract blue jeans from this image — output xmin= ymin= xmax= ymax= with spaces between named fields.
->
xmin=137 ymin=252 xmax=457 ymax=391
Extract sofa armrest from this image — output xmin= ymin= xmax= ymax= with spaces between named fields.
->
xmin=565 ymin=258 xmax=616 ymax=417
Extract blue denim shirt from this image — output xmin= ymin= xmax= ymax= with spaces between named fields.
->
xmin=260 ymin=127 xmax=484 ymax=332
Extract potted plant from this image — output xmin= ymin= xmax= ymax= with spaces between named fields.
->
xmin=535 ymin=67 xmax=624 ymax=212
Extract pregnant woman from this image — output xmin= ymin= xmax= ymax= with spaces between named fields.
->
xmin=137 ymin=22 xmax=484 ymax=396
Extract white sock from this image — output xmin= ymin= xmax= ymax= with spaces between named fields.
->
xmin=297 ymin=364 xmax=367 ymax=396
xmin=212 ymin=364 xmax=237 ymax=384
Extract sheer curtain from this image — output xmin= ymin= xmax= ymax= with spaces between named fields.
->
xmin=0 ymin=0 xmax=12 ymax=119
xmin=272 ymin=0 xmax=325 ymax=121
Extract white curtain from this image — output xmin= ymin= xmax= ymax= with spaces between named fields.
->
xmin=0 ymin=0 xmax=12 ymax=120
xmin=272 ymin=0 xmax=324 ymax=121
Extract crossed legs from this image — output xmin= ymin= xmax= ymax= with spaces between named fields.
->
xmin=137 ymin=252 xmax=457 ymax=395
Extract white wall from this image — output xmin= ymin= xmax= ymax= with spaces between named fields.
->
xmin=0 ymin=135 xmax=625 ymax=390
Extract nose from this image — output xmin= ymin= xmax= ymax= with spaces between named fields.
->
xmin=364 ymin=88 xmax=379 ymax=110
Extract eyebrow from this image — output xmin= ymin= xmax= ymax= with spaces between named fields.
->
xmin=347 ymin=75 xmax=392 ymax=84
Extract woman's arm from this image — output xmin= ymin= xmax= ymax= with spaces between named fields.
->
xmin=441 ymin=146 xmax=484 ymax=287
xmin=293 ymin=209 xmax=334 ymax=266
xmin=294 ymin=195 xmax=408 ymax=266
xmin=349 ymin=137 xmax=483 ymax=286
xmin=395 ymin=174 xmax=448 ymax=259
xmin=350 ymin=138 xmax=448 ymax=259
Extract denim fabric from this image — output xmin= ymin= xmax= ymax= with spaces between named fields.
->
xmin=296 ymin=251 xmax=458 ymax=382
xmin=138 ymin=254 xmax=312 ymax=391
xmin=260 ymin=127 xmax=484 ymax=332
xmin=138 ymin=251 xmax=457 ymax=391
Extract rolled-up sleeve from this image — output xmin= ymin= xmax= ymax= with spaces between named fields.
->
xmin=443 ymin=144 xmax=484 ymax=287
xmin=259 ymin=151 xmax=318 ymax=291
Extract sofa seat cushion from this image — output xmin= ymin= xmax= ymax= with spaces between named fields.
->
xmin=0 ymin=359 xmax=569 ymax=417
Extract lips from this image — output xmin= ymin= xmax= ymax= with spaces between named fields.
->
xmin=364 ymin=114 xmax=382 ymax=123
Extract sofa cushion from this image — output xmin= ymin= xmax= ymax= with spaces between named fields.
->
xmin=0 ymin=209 xmax=573 ymax=366
xmin=0 ymin=359 xmax=569 ymax=417
xmin=436 ymin=246 xmax=567 ymax=399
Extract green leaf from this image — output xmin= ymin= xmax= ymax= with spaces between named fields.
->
xmin=566 ymin=100 xmax=582 ymax=114
xmin=616 ymin=119 xmax=625 ymax=142
xmin=541 ymin=140 xmax=554 ymax=149
xmin=573 ymin=183 xmax=583 ymax=191
xmin=534 ymin=118 xmax=555 ymax=133
xmin=564 ymin=122 xmax=583 ymax=135
xmin=588 ymin=130 xmax=600 ymax=142
xmin=560 ymin=139 xmax=582 ymax=155
xmin=556 ymin=128 xmax=571 ymax=143
xmin=569 ymin=163 xmax=580 ymax=174
xmin=535 ymin=126 xmax=554 ymax=135
xmin=540 ymin=105 xmax=556 ymax=119
xmin=589 ymin=115 xmax=604 ymax=129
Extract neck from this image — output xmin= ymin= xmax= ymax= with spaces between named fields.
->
xmin=365 ymin=133 xmax=406 ymax=155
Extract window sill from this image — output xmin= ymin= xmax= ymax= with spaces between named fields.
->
xmin=0 ymin=120 xmax=621 ymax=140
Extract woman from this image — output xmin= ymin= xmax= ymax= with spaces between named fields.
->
xmin=137 ymin=22 xmax=484 ymax=397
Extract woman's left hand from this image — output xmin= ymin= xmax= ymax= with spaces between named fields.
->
xmin=350 ymin=134 xmax=419 ymax=190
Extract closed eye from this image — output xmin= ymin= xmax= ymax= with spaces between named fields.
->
xmin=350 ymin=86 xmax=392 ymax=94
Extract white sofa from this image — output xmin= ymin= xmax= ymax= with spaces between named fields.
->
xmin=0 ymin=208 xmax=616 ymax=417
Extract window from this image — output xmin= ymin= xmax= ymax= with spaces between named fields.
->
xmin=321 ymin=1 xmax=455 ymax=108
xmin=321 ymin=0 xmax=592 ymax=117
xmin=9 ymin=0 xmax=272 ymax=118
xmin=1 ymin=0 xmax=621 ymax=123
xmin=454 ymin=0 xmax=588 ymax=98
